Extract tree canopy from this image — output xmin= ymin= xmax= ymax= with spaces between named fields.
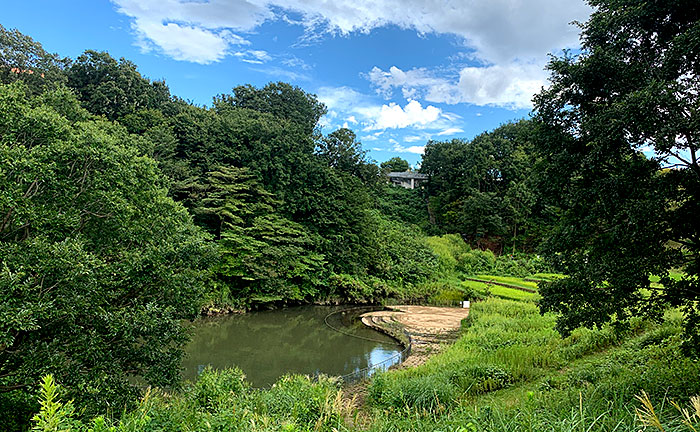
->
xmin=0 ymin=83 xmax=214 ymax=418
xmin=534 ymin=0 xmax=700 ymax=352
xmin=381 ymin=157 xmax=410 ymax=173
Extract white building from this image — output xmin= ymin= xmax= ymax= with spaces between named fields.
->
xmin=387 ymin=172 xmax=428 ymax=189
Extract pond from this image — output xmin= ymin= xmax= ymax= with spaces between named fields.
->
xmin=182 ymin=305 xmax=402 ymax=387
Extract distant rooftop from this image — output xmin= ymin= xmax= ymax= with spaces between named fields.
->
xmin=387 ymin=171 xmax=428 ymax=179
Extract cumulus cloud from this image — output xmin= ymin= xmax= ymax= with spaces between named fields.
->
xmin=368 ymin=100 xmax=442 ymax=130
xmin=366 ymin=63 xmax=547 ymax=109
xmin=112 ymin=0 xmax=590 ymax=64
xmin=133 ymin=21 xmax=236 ymax=64
xmin=317 ymin=87 xmax=460 ymax=133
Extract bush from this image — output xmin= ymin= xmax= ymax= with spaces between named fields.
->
xmin=369 ymin=373 xmax=458 ymax=411
xmin=192 ymin=366 xmax=248 ymax=411
xmin=328 ymin=273 xmax=374 ymax=301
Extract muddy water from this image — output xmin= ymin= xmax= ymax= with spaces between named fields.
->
xmin=182 ymin=306 xmax=401 ymax=387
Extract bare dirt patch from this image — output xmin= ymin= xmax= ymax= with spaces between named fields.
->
xmin=361 ymin=305 xmax=470 ymax=368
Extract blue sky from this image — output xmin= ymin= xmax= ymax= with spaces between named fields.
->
xmin=3 ymin=0 xmax=592 ymax=166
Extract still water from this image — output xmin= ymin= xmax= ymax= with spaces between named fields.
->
xmin=182 ymin=306 xmax=401 ymax=387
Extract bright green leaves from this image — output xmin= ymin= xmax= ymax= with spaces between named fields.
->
xmin=201 ymin=166 xmax=325 ymax=305
xmin=0 ymin=83 xmax=214 ymax=416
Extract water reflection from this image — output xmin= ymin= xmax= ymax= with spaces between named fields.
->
xmin=183 ymin=306 xmax=401 ymax=387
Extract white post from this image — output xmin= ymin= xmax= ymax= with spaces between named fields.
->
xmin=461 ymin=300 xmax=470 ymax=308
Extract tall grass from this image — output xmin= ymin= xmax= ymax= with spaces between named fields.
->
xmin=30 ymin=369 xmax=351 ymax=432
xmin=366 ymin=300 xmax=700 ymax=432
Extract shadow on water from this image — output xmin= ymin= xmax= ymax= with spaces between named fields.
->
xmin=182 ymin=305 xmax=401 ymax=387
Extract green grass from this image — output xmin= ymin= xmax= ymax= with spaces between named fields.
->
xmin=462 ymin=279 xmax=539 ymax=302
xmin=471 ymin=274 xmax=540 ymax=290
xmin=366 ymin=300 xmax=700 ymax=432
xmin=530 ymin=273 xmax=567 ymax=282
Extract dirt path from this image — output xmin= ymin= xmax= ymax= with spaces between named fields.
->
xmin=360 ymin=305 xmax=470 ymax=368
xmin=341 ymin=305 xmax=470 ymax=427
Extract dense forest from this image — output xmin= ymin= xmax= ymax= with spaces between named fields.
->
xmin=1 ymin=0 xmax=699 ymax=429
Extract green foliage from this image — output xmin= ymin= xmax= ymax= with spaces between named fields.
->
xmin=375 ymin=183 xmax=429 ymax=228
xmin=425 ymin=234 xmax=550 ymax=277
xmin=534 ymin=0 xmax=700 ymax=353
xmin=30 ymin=370 xmax=346 ymax=432
xmin=192 ymin=366 xmax=249 ymax=411
xmin=380 ymin=157 xmax=410 ymax=173
xmin=316 ymin=128 xmax=378 ymax=185
xmin=67 ymin=51 xmax=171 ymax=121
xmin=421 ymin=120 xmax=548 ymax=250
xmin=0 ymin=24 xmax=70 ymax=94
xmin=0 ymin=82 xmax=214 ymax=417
xmin=215 ymin=81 xmax=327 ymax=135
xmin=200 ymin=166 xmax=325 ymax=306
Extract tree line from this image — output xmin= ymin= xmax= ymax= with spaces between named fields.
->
xmin=1 ymin=0 xmax=699 ymax=426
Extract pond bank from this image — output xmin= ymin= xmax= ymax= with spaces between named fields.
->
xmin=360 ymin=305 xmax=470 ymax=368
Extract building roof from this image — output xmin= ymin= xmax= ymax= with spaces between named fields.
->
xmin=387 ymin=171 xmax=428 ymax=179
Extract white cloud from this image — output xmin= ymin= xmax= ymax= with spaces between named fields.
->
xmin=250 ymin=66 xmax=310 ymax=81
xmin=132 ymin=21 xmax=234 ymax=64
xmin=366 ymin=63 xmax=547 ymax=109
xmin=234 ymin=50 xmax=272 ymax=64
xmin=366 ymin=66 xmax=444 ymax=99
xmin=392 ymin=143 xmax=427 ymax=154
xmin=404 ymin=135 xmax=424 ymax=142
xmin=112 ymin=0 xmax=590 ymax=64
xmin=282 ymin=55 xmax=312 ymax=70
xmin=367 ymin=100 xmax=443 ymax=130
xmin=317 ymin=87 xmax=460 ymax=134
xmin=437 ymin=127 xmax=464 ymax=136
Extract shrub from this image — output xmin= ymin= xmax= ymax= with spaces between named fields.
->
xmin=191 ymin=367 xmax=248 ymax=411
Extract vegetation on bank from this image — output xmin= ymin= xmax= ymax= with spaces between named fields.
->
xmin=25 ymin=294 xmax=700 ymax=432
xmin=2 ymin=0 xmax=700 ymax=429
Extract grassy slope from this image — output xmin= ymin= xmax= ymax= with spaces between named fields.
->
xmin=462 ymin=278 xmax=539 ymax=302
xmin=29 ymin=271 xmax=700 ymax=432
xmin=366 ymin=297 xmax=700 ymax=432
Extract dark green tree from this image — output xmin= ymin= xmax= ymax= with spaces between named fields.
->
xmin=67 ymin=50 xmax=171 ymax=121
xmin=0 ymin=83 xmax=214 ymax=421
xmin=421 ymin=121 xmax=539 ymax=248
xmin=534 ymin=0 xmax=700 ymax=352
xmin=0 ymin=24 xmax=69 ymax=93
xmin=214 ymin=82 xmax=327 ymax=135
xmin=316 ymin=128 xmax=380 ymax=187
xmin=381 ymin=157 xmax=410 ymax=173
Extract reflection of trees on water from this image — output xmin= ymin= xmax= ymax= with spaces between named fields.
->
xmin=182 ymin=306 xmax=400 ymax=386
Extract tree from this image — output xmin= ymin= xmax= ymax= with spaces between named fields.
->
xmin=534 ymin=0 xmax=700 ymax=352
xmin=381 ymin=157 xmax=410 ymax=173
xmin=420 ymin=121 xmax=540 ymax=248
xmin=67 ymin=50 xmax=171 ymax=121
xmin=0 ymin=83 xmax=214 ymax=419
xmin=316 ymin=128 xmax=380 ymax=186
xmin=200 ymin=166 xmax=325 ymax=305
xmin=214 ymin=82 xmax=327 ymax=135
xmin=0 ymin=24 xmax=70 ymax=93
